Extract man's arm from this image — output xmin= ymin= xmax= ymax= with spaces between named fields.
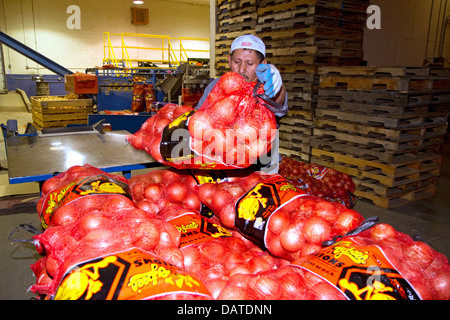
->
xmin=274 ymin=84 xmax=287 ymax=106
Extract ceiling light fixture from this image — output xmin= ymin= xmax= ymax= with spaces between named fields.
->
xmin=133 ymin=0 xmax=144 ymax=4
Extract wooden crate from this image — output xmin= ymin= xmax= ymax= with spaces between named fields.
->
xmin=279 ymin=147 xmax=311 ymax=163
xmin=31 ymin=96 xmax=94 ymax=129
xmin=311 ymin=148 xmax=442 ymax=208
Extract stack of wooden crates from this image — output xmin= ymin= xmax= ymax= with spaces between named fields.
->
xmin=214 ymin=0 xmax=450 ymax=209
xmin=311 ymin=67 xmax=450 ymax=208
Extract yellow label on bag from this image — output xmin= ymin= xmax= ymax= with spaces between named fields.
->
xmin=168 ymin=213 xmax=232 ymax=248
xmin=292 ymin=238 xmax=421 ymax=300
xmin=235 ymin=174 xmax=307 ymax=247
xmin=40 ymin=175 xmax=131 ymax=229
xmin=54 ymin=248 xmax=211 ymax=300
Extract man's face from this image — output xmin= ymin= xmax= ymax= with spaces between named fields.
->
xmin=228 ymin=49 xmax=265 ymax=83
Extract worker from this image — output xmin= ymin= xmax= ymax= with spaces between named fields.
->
xmin=196 ymin=34 xmax=288 ymax=174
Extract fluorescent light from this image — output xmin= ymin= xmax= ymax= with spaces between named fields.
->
xmin=133 ymin=0 xmax=144 ymax=4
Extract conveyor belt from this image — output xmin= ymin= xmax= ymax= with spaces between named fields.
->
xmin=0 ymin=31 xmax=72 ymax=77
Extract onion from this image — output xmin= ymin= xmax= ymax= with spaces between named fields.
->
xmin=278 ymin=269 xmax=308 ymax=299
xmin=333 ymin=209 xmax=363 ymax=234
xmin=199 ymin=241 xmax=227 ymax=265
xmin=265 ymin=231 xmax=288 ymax=258
xmin=197 ymin=183 xmax=217 ymax=207
xmin=137 ymin=199 xmax=160 ymax=216
xmin=432 ymin=272 xmax=450 ymax=300
xmin=82 ymin=228 xmax=116 ymax=251
xmin=247 ymin=138 xmax=268 ymax=160
xmin=219 ymin=72 xmax=245 ymax=95
xmin=250 ymin=275 xmax=282 ymax=300
xmin=181 ymin=246 xmax=202 ymax=273
xmin=104 ymin=195 xmax=135 ymax=212
xmin=147 ymin=170 xmax=163 ymax=184
xmin=161 ymin=170 xmax=180 ymax=184
xmin=45 ymin=256 xmax=59 ymax=278
xmin=226 ymin=185 xmax=245 ymax=199
xmin=280 ymin=228 xmax=305 ymax=253
xmin=135 ymin=220 xmax=160 ymax=249
xmin=259 ymin=120 xmax=277 ymax=141
xmin=303 ymin=216 xmax=331 ymax=245
xmin=296 ymin=197 xmax=317 ymax=217
xmin=188 ymin=111 xmax=213 ymax=141
xmin=204 ymin=278 xmax=227 ymax=300
xmin=217 ymin=285 xmax=249 ymax=300
xmin=173 ymin=104 xmax=194 ymax=118
xmin=211 ymin=189 xmax=233 ymax=213
xmin=155 ymin=247 xmax=184 ymax=269
xmin=300 ymin=243 xmax=322 ymax=257
xmin=369 ymin=223 xmax=397 ymax=242
xmin=202 ymin=265 xmax=226 ymax=281
xmin=144 ymin=183 xmax=163 ymax=201
xmin=218 ymin=203 xmax=236 ymax=229
xmin=223 ymin=252 xmax=246 ymax=273
xmin=404 ymin=241 xmax=437 ymax=269
xmin=165 ymin=181 xmax=188 ymax=203
xmin=209 ymin=96 xmax=239 ymax=126
xmin=268 ymin=211 xmax=290 ymax=235
xmin=78 ymin=211 xmax=109 ymax=233
xmin=182 ymin=193 xmax=201 ymax=212
xmin=234 ymin=121 xmax=258 ymax=145
xmin=312 ymin=200 xmax=338 ymax=223
xmin=51 ymin=205 xmax=78 ymax=226
xmin=247 ymin=256 xmax=271 ymax=274
xmin=154 ymin=118 xmax=171 ymax=134
xmin=311 ymin=282 xmax=345 ymax=300
xmin=228 ymin=264 xmax=252 ymax=278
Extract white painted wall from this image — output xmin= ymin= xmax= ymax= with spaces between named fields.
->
xmin=364 ymin=0 xmax=450 ymax=67
xmin=1 ymin=0 xmax=449 ymax=74
xmin=0 ymin=0 xmax=210 ymax=74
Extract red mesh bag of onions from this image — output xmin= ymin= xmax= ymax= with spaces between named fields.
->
xmin=128 ymin=168 xmax=202 ymax=219
xmin=51 ymin=248 xmax=212 ymax=300
xmin=279 ymin=157 xmax=357 ymax=209
xmin=167 ymin=212 xmax=289 ymax=299
xmin=196 ymin=172 xmax=365 ymax=262
xmin=36 ymin=164 xmax=134 ymax=229
xmin=30 ymin=207 xmax=182 ymax=298
xmin=289 ymin=223 xmax=450 ymax=300
xmin=213 ymin=223 xmax=450 ymax=300
xmin=126 ymin=72 xmax=278 ymax=170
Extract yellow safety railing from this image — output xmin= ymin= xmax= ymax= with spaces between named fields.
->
xmin=103 ymin=32 xmax=120 ymax=67
xmin=103 ymin=32 xmax=209 ymax=69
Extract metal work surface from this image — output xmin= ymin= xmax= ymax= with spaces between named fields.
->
xmin=5 ymin=130 xmax=157 ymax=183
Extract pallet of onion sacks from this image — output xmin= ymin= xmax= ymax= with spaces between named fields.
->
xmin=11 ymin=163 xmax=450 ymax=300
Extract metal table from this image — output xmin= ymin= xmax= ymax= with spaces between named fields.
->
xmin=4 ymin=130 xmax=159 ymax=185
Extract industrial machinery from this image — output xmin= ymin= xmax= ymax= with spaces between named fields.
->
xmin=181 ymin=59 xmax=211 ymax=107
xmin=0 ymin=31 xmax=210 ymax=133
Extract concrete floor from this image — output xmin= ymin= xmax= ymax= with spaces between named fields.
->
xmin=0 ymin=91 xmax=449 ymax=300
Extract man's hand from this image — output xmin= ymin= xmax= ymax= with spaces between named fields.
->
xmin=256 ymin=64 xmax=283 ymax=98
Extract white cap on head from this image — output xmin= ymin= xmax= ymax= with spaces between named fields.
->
xmin=231 ymin=34 xmax=266 ymax=57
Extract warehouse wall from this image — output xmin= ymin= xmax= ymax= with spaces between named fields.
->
xmin=0 ymin=0 xmax=210 ymax=75
xmin=364 ymin=0 xmax=450 ymax=67
xmin=2 ymin=0 xmax=449 ymax=77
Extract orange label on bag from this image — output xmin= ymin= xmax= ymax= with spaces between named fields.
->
xmin=235 ymin=174 xmax=307 ymax=247
xmin=53 ymin=248 xmax=211 ymax=300
xmin=168 ymin=213 xmax=232 ymax=248
xmin=40 ymin=175 xmax=131 ymax=229
xmin=292 ymin=238 xmax=421 ymax=300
